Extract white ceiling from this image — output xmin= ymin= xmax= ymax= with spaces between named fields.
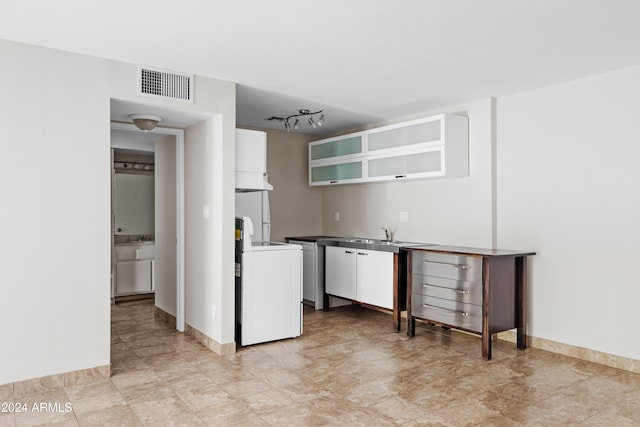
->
xmin=2 ymin=0 xmax=640 ymax=136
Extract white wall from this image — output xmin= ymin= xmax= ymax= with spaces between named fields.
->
xmin=496 ymin=65 xmax=640 ymax=360
xmin=0 ymin=41 xmax=111 ymax=385
xmin=185 ymin=115 xmax=236 ymax=346
xmin=155 ymin=134 xmax=177 ymax=316
xmin=0 ymin=39 xmax=236 ymax=385
xmin=322 ymin=99 xmax=494 ymax=247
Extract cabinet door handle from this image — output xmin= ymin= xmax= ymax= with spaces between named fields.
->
xmin=330 ymin=180 xmax=338 ymax=184
xmin=395 ymin=175 xmax=406 ymax=179
xmin=423 ymin=284 xmax=469 ymax=295
xmin=357 ymin=252 xmax=368 ymax=256
xmin=423 ymin=261 xmax=469 ymax=270
xmin=345 ymin=250 xmax=354 ymax=254
xmin=422 ymin=304 xmax=469 ymax=317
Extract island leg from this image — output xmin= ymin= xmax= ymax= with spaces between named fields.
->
xmin=516 ymin=256 xmax=527 ymax=350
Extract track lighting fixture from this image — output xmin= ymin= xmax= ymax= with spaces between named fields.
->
xmin=265 ymin=109 xmax=325 ymax=132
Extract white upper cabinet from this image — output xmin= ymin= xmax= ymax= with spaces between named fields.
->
xmin=308 ymin=132 xmax=366 ymax=186
xmin=309 ymin=133 xmax=364 ymax=162
xmin=367 ymin=117 xmax=442 ymax=153
xmin=309 ymin=160 xmax=365 ymax=185
xmin=367 ymin=146 xmax=445 ymax=182
xmin=308 ymin=114 xmax=468 ymax=186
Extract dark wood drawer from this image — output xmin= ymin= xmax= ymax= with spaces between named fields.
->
xmin=411 ymin=293 xmax=482 ymax=333
xmin=412 ymin=273 xmax=482 ymax=306
xmin=412 ymin=252 xmax=482 ymax=283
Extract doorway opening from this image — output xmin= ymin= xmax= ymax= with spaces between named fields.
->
xmin=110 ymin=121 xmax=185 ymax=331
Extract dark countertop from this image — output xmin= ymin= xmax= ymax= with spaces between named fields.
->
xmin=285 ymin=236 xmax=337 ymax=242
xmin=285 ymin=236 xmax=535 ymax=257
xmin=406 ymin=245 xmax=536 ymax=257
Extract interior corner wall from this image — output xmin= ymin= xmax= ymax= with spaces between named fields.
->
xmin=155 ymin=134 xmax=177 ymax=317
xmin=321 ymin=99 xmax=495 ymax=247
xmin=496 ymin=65 xmax=640 ymax=360
xmin=0 ymin=38 xmax=236 ymax=385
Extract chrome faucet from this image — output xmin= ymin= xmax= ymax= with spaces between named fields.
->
xmin=381 ymin=227 xmax=392 ymax=241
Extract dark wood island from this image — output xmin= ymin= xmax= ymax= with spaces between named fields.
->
xmin=405 ymin=245 xmax=535 ymax=360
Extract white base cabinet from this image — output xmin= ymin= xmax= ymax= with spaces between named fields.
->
xmin=325 ymin=247 xmax=357 ymax=300
xmin=116 ymin=260 xmax=154 ymax=294
xmin=356 ymin=249 xmax=394 ymax=309
xmin=115 ymin=244 xmax=155 ymax=296
xmin=325 ymin=246 xmax=393 ymax=309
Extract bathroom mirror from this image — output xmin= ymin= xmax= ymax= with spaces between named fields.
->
xmin=114 ymin=173 xmax=155 ymax=236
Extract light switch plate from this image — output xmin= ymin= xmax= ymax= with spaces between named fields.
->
xmin=335 ymin=211 xmax=340 ymax=221
xmin=203 ymin=205 xmax=210 ymax=219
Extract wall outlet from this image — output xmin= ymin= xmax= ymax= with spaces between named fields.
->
xmin=400 ymin=211 xmax=409 ymax=223
xmin=211 ymin=304 xmax=216 ymax=320
xmin=335 ymin=211 xmax=340 ymax=221
xmin=203 ymin=205 xmax=210 ymax=219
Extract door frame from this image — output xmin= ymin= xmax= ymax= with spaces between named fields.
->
xmin=110 ymin=122 xmax=185 ymax=332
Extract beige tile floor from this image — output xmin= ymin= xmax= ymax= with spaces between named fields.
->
xmin=3 ymin=299 xmax=640 ymax=426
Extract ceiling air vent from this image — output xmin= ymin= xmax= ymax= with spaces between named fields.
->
xmin=137 ymin=65 xmax=194 ymax=103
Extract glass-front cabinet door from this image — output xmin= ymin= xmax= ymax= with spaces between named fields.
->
xmin=309 ymin=133 xmax=364 ymax=162
xmin=309 ymin=159 xmax=365 ymax=186
xmin=367 ymin=116 xmax=443 ymax=154
xmin=367 ymin=147 xmax=445 ymax=182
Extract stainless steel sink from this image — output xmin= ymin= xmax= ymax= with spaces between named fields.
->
xmin=322 ymin=237 xmax=435 ymax=253
xmin=348 ymin=238 xmax=409 ymax=244
xmin=346 ymin=238 xmax=380 ymax=243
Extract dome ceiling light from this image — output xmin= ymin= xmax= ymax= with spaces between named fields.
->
xmin=129 ymin=114 xmax=162 ymax=133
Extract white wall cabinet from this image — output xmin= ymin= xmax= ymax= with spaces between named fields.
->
xmin=309 ymin=133 xmax=364 ymax=162
xmin=115 ymin=244 xmax=155 ymax=296
xmin=355 ymin=249 xmax=394 ymax=309
xmin=309 ymin=159 xmax=366 ymax=186
xmin=325 ymin=246 xmax=357 ymax=300
xmin=325 ymin=246 xmax=393 ymax=309
xmin=367 ymin=146 xmax=445 ymax=182
xmin=308 ymin=132 xmax=367 ymax=186
xmin=309 ymin=114 xmax=468 ymax=186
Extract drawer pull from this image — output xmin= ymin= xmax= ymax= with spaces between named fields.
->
xmin=357 ymin=252 xmax=368 ymax=256
xmin=423 ymin=284 xmax=469 ymax=295
xmin=423 ymin=260 xmax=469 ymax=270
xmin=422 ymin=304 xmax=469 ymax=317
xmin=345 ymin=250 xmax=354 ymax=254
